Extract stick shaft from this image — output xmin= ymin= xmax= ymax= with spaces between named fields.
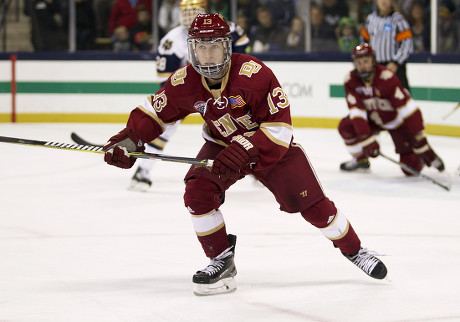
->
xmin=0 ymin=135 xmax=213 ymax=167
xmin=378 ymin=152 xmax=450 ymax=191
xmin=442 ymin=102 xmax=460 ymax=120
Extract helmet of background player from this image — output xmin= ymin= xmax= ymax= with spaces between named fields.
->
xmin=179 ymin=0 xmax=207 ymax=29
xmin=351 ymin=43 xmax=376 ymax=81
xmin=187 ymin=13 xmax=232 ymax=79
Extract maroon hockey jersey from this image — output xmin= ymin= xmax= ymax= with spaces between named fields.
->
xmin=126 ymin=53 xmax=294 ymax=171
xmin=344 ymin=64 xmax=424 ymax=137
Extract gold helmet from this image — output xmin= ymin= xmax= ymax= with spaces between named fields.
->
xmin=179 ymin=0 xmax=208 ymax=28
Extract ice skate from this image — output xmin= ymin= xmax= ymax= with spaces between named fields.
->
xmin=340 ymin=158 xmax=370 ymax=171
xmin=193 ymin=234 xmax=237 ymax=296
xmin=343 ymin=247 xmax=387 ymax=280
xmin=128 ymin=166 xmax=152 ymax=191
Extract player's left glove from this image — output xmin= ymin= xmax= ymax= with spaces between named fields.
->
xmin=360 ymin=134 xmax=380 ymax=158
xmin=413 ymin=134 xmax=444 ymax=171
xmin=212 ymin=135 xmax=259 ymax=180
xmin=103 ymin=128 xmax=145 ymax=169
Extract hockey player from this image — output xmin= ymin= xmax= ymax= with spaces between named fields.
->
xmin=104 ymin=14 xmax=388 ymax=296
xmin=130 ymin=0 xmax=249 ymax=190
xmin=339 ymin=43 xmax=444 ymax=175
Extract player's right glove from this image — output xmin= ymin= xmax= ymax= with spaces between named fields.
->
xmin=212 ymin=135 xmax=259 ymax=180
xmin=360 ymin=134 xmax=380 ymax=158
xmin=103 ymin=128 xmax=145 ymax=169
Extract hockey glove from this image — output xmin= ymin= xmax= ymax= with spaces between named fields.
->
xmin=212 ymin=135 xmax=259 ymax=180
xmin=413 ymin=135 xmax=443 ymax=170
xmin=360 ymin=134 xmax=380 ymax=158
xmin=103 ymin=128 xmax=145 ymax=169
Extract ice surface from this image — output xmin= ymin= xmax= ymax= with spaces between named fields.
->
xmin=0 ymin=123 xmax=459 ymax=322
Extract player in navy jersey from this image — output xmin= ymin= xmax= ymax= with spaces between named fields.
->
xmin=339 ymin=43 xmax=444 ymax=174
xmin=103 ymin=14 xmax=388 ymax=296
xmin=130 ymin=0 xmax=249 ymax=191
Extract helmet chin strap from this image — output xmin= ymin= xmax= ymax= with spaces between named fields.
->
xmin=208 ymin=65 xmax=229 ymax=80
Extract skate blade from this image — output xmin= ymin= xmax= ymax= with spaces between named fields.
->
xmin=127 ymin=180 xmax=151 ymax=192
xmin=193 ymin=277 xmax=237 ymax=296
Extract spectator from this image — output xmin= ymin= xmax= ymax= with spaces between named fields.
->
xmin=130 ymin=6 xmax=153 ymax=51
xmin=408 ymin=1 xmax=429 ymax=53
xmin=337 ymin=17 xmax=360 ymax=53
xmin=357 ymin=0 xmax=374 ymax=25
xmin=236 ymin=0 xmax=258 ymax=28
xmin=260 ymin=0 xmax=296 ymax=27
xmin=439 ymin=0 xmax=459 ymax=53
xmin=322 ymin=0 xmax=349 ymax=29
xmin=25 ymin=0 xmax=62 ymax=50
xmin=236 ymin=10 xmax=250 ymax=36
xmin=208 ymin=0 xmax=230 ymax=21
xmin=112 ymin=25 xmax=132 ymax=51
xmin=249 ymin=6 xmax=288 ymax=52
xmin=74 ymin=0 xmax=96 ymax=50
xmin=92 ymin=0 xmax=115 ymax=37
xmin=311 ymin=4 xmax=338 ymax=52
xmin=158 ymin=0 xmax=180 ymax=37
xmin=109 ymin=0 xmax=152 ymax=35
xmin=285 ymin=16 xmax=305 ymax=51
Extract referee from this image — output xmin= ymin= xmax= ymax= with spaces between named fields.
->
xmin=361 ymin=0 xmax=414 ymax=91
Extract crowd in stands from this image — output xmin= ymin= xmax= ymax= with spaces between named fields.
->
xmin=23 ymin=0 xmax=460 ymax=54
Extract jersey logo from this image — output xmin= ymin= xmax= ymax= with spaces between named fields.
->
xmin=162 ymin=39 xmax=173 ymax=51
xmin=239 ymin=60 xmax=262 ymax=78
xmin=193 ymin=101 xmax=207 ymax=114
xmin=209 ymin=96 xmax=228 ymax=110
xmin=356 ymin=86 xmax=373 ymax=97
xmin=229 ymin=95 xmax=246 ymax=109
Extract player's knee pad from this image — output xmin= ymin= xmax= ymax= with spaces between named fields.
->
xmin=300 ymin=197 xmax=337 ymax=228
xmin=184 ymin=178 xmax=224 ymax=215
xmin=338 ymin=117 xmax=357 ymax=142
xmin=400 ymin=153 xmax=423 ymax=176
xmin=301 ymin=197 xmax=351 ymax=241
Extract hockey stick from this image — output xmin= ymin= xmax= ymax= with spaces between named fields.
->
xmin=378 ymin=151 xmax=450 ymax=191
xmin=0 ymin=135 xmax=213 ymax=167
xmin=442 ymin=102 xmax=460 ymax=120
xmin=71 ymin=132 xmax=103 ymax=147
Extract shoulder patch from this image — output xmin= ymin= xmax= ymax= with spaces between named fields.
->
xmin=162 ymin=39 xmax=173 ymax=51
xmin=239 ymin=60 xmax=262 ymax=78
xmin=347 ymin=93 xmax=357 ymax=105
xmin=380 ymin=70 xmax=394 ymax=81
xmin=394 ymin=86 xmax=405 ymax=100
xmin=171 ymin=66 xmax=187 ymax=86
xmin=344 ymin=72 xmax=351 ymax=84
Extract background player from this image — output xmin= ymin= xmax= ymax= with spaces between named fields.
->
xmin=103 ymin=13 xmax=388 ymax=296
xmin=339 ymin=43 xmax=444 ymax=175
xmin=130 ymin=0 xmax=249 ymax=191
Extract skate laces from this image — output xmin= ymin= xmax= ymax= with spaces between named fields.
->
xmin=199 ymin=246 xmax=234 ymax=276
xmin=348 ymin=248 xmax=383 ymax=274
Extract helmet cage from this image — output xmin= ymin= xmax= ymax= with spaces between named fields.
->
xmin=179 ymin=0 xmax=207 ymax=28
xmin=187 ymin=36 xmax=232 ymax=79
xmin=180 ymin=7 xmax=207 ymax=28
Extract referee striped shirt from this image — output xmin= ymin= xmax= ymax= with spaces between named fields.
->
xmin=361 ymin=11 xmax=414 ymax=65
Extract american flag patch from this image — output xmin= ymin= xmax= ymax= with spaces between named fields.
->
xmin=228 ymin=95 xmax=246 ymax=109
